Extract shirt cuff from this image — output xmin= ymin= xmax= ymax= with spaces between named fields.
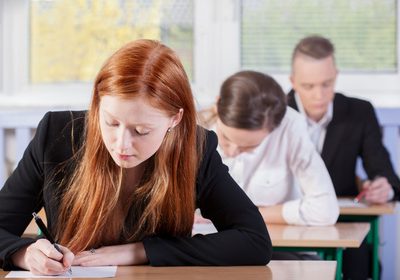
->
xmin=387 ymin=187 xmax=395 ymax=201
xmin=282 ymin=200 xmax=304 ymax=225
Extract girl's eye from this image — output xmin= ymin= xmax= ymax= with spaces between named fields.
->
xmin=105 ymin=121 xmax=119 ymax=127
xmin=135 ymin=129 xmax=150 ymax=136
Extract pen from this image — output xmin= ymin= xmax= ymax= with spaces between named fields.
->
xmin=353 ymin=189 xmax=367 ymax=203
xmin=32 ymin=212 xmax=72 ymax=275
xmin=354 ymin=175 xmax=382 ymax=203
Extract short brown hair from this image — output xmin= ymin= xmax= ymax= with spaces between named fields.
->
xmin=292 ymin=35 xmax=335 ymax=64
xmin=217 ymin=70 xmax=286 ymax=131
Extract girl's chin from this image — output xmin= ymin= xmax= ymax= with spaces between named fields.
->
xmin=113 ymin=158 xmax=141 ymax=169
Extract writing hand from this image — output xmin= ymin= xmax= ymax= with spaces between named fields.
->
xmin=73 ymin=243 xmax=148 ymax=266
xmin=12 ymin=239 xmax=74 ymax=275
xmin=362 ymin=177 xmax=393 ymax=204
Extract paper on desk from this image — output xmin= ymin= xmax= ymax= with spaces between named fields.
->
xmin=6 ymin=266 xmax=117 ymax=278
xmin=192 ymin=222 xmax=217 ymax=235
xmin=338 ymin=198 xmax=368 ymax=208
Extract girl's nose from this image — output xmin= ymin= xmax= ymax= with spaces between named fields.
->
xmin=116 ymin=128 xmax=132 ymax=153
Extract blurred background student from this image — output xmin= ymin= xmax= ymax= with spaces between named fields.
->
xmin=287 ymin=35 xmax=400 ymax=280
xmin=199 ymin=70 xmax=339 ymax=227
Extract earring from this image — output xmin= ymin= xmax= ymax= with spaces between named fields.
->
xmin=167 ymin=127 xmax=171 ymax=132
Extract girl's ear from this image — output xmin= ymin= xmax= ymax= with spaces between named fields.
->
xmin=170 ymin=108 xmax=184 ymax=128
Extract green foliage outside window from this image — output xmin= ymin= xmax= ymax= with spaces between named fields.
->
xmin=30 ymin=0 xmax=193 ymax=84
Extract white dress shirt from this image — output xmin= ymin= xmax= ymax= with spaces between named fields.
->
xmin=294 ymin=93 xmax=333 ymax=153
xmin=214 ymin=107 xmax=339 ymax=226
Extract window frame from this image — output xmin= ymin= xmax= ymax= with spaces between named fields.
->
xmin=0 ymin=0 xmax=399 ymax=109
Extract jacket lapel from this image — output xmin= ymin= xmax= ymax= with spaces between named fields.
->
xmin=287 ymin=90 xmax=347 ymax=167
xmin=320 ymin=94 xmax=347 ymax=167
xmin=287 ymin=90 xmax=298 ymax=110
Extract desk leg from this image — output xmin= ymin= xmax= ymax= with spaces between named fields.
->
xmin=339 ymin=215 xmax=380 ymax=280
xmin=324 ymin=248 xmax=343 ymax=280
xmin=371 ymin=217 xmax=379 ymax=280
xmin=335 ymin=248 xmax=343 ymax=280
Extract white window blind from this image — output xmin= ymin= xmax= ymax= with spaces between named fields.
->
xmin=241 ymin=0 xmax=397 ymax=73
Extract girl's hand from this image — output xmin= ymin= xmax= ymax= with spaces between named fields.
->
xmin=12 ymin=239 xmax=74 ymax=275
xmin=73 ymin=243 xmax=148 ymax=266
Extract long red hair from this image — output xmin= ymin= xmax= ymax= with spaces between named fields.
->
xmin=56 ymin=39 xmax=201 ymax=252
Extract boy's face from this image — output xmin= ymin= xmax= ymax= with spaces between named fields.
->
xmin=290 ymin=55 xmax=337 ymax=122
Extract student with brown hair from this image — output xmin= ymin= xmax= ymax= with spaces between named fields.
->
xmin=0 ymin=40 xmax=271 ymax=275
xmin=288 ymin=35 xmax=400 ymax=279
xmin=199 ymin=70 xmax=338 ymax=226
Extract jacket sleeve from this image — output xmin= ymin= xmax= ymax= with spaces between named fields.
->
xmin=0 ymin=112 xmax=51 ymax=270
xmin=284 ymin=114 xmax=339 ymax=226
xmin=143 ymin=130 xmax=272 ymax=266
xmin=360 ymin=102 xmax=400 ymax=201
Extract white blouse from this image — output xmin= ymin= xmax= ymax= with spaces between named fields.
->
xmin=215 ymin=107 xmax=339 ymax=226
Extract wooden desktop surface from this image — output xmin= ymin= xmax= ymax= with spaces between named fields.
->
xmin=26 ymin=211 xmax=369 ymax=250
xmin=1 ymin=261 xmax=337 ymax=280
xmin=22 ymin=209 xmax=46 ymax=237
xmin=338 ymin=198 xmax=396 ymax=216
xmin=268 ymin=222 xmax=369 ymax=248
xmin=193 ymin=222 xmax=369 ymax=249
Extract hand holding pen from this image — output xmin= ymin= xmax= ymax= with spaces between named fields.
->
xmin=353 ymin=188 xmax=367 ymax=203
xmin=354 ymin=176 xmax=378 ymax=203
xmin=27 ymin=212 xmax=74 ymax=275
xmin=355 ymin=176 xmax=393 ymax=204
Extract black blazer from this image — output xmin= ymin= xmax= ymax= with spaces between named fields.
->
xmin=0 ymin=111 xmax=272 ymax=269
xmin=288 ymin=90 xmax=400 ymax=200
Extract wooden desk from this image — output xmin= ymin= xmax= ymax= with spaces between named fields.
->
xmin=1 ymin=261 xmax=337 ymax=280
xmin=268 ymin=222 xmax=369 ymax=280
xmin=23 ymin=219 xmax=39 ymax=238
xmin=269 ymin=222 xmax=370 ymax=248
xmin=338 ymin=198 xmax=396 ymax=280
xmin=193 ymin=222 xmax=368 ymax=280
xmin=22 ymin=209 xmax=46 ymax=238
xmin=339 ymin=198 xmax=395 ymax=215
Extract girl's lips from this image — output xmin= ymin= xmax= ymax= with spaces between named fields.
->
xmin=117 ymin=153 xmax=134 ymax=160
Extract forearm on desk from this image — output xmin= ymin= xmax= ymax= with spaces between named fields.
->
xmin=10 ymin=245 xmax=29 ymax=270
xmin=258 ymin=205 xmax=286 ymax=224
xmin=73 ymin=243 xmax=148 ymax=266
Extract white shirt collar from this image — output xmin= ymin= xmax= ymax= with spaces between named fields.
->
xmin=294 ymin=92 xmax=333 ymax=128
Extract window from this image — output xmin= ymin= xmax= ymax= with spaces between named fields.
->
xmin=30 ymin=0 xmax=194 ymax=84
xmin=241 ymin=0 xmax=397 ymax=73
xmin=0 ymin=0 xmax=399 ymax=108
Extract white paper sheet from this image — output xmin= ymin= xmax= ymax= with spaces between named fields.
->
xmin=338 ymin=198 xmax=368 ymax=208
xmin=192 ymin=222 xmax=217 ymax=235
xmin=6 ymin=266 xmax=117 ymax=278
